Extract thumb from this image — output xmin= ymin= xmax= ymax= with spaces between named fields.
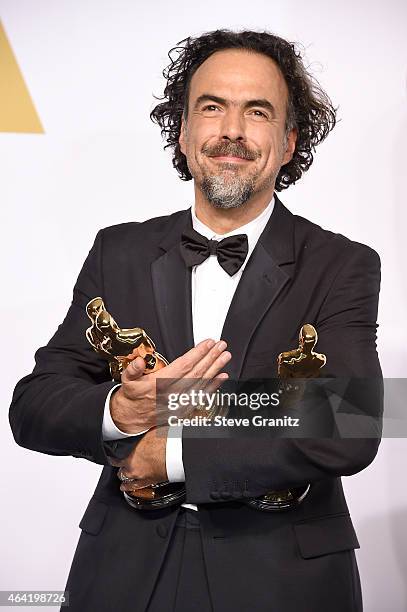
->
xmin=122 ymin=356 xmax=146 ymax=382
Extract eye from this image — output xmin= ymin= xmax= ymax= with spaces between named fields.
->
xmin=202 ymin=104 xmax=220 ymax=112
xmin=250 ymin=109 xmax=268 ymax=119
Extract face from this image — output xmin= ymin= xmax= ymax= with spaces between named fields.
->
xmin=179 ymin=49 xmax=297 ymax=209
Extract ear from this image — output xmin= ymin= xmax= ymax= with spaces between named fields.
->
xmin=281 ymin=128 xmax=297 ymax=165
xmin=179 ymin=116 xmax=187 ymax=155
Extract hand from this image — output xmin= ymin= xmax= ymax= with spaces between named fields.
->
xmin=110 ymin=339 xmax=231 ymax=434
xmin=111 ymin=425 xmax=169 ymax=491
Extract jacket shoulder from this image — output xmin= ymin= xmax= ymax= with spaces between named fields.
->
xmin=92 ymin=208 xmax=190 ymax=258
xmin=292 ymin=210 xmax=381 ymax=265
xmin=99 ymin=208 xmax=188 ymax=241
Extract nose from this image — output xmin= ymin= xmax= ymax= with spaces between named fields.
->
xmin=219 ymin=108 xmax=246 ymax=142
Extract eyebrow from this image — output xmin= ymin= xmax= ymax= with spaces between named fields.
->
xmin=193 ymin=94 xmax=276 ymax=115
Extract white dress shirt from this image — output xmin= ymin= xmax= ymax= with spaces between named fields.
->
xmin=102 ymin=195 xmax=275 ymax=510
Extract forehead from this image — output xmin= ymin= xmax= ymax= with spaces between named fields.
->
xmin=188 ymin=48 xmax=288 ymax=109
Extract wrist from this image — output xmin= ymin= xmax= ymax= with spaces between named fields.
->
xmin=110 ymin=387 xmax=149 ymax=435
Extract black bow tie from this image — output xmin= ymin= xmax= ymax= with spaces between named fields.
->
xmin=180 ymin=227 xmax=249 ymax=276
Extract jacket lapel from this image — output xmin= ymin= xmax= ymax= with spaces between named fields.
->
xmin=151 ymin=210 xmax=194 ymax=362
xmin=220 ymin=195 xmax=296 ymax=379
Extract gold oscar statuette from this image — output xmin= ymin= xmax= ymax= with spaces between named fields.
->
xmin=86 ymin=297 xmax=326 ymax=512
xmin=85 ymin=297 xmax=187 ymax=509
xmin=245 ymin=324 xmax=326 ymax=511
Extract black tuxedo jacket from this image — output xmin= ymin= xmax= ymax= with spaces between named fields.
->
xmin=9 ymin=195 xmax=382 ymax=612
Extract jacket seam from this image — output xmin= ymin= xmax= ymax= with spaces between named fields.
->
xmin=315 ymin=247 xmax=360 ymax=323
xmin=293 ymin=511 xmax=350 ymax=525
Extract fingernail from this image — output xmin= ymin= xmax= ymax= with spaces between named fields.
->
xmin=206 ymin=339 xmax=216 ymax=349
xmin=217 ymin=340 xmax=227 ymax=351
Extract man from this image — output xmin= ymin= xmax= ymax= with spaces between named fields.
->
xmin=9 ymin=29 xmax=382 ymax=611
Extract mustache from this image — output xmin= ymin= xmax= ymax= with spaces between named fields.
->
xmin=202 ymin=142 xmax=260 ymax=161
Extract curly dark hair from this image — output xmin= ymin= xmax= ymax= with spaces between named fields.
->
xmin=150 ymin=29 xmax=337 ymax=191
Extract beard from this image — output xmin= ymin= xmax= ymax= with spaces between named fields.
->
xmin=191 ymin=141 xmax=274 ymax=209
xmin=200 ymin=167 xmax=257 ymax=209
xmin=198 ymin=158 xmax=279 ymax=209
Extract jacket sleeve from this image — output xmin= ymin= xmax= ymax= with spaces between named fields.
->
xmin=8 ymin=230 xmax=140 ymax=465
xmin=181 ymin=244 xmax=383 ymax=504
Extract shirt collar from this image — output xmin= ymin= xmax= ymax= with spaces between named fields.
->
xmin=191 ymin=195 xmax=275 ymax=257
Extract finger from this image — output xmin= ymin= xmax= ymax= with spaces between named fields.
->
xmin=116 ymin=467 xmax=135 ymax=482
xmin=196 ymin=344 xmax=232 ymax=380
xmin=153 ymin=339 xmax=219 ymax=398
xmin=163 ymin=341 xmax=231 ymax=395
xmin=200 ymin=372 xmax=229 ymax=396
xmin=182 ymin=340 xmax=231 ymax=379
xmin=182 ymin=373 xmax=229 ymax=417
xmin=121 ymin=356 xmax=146 ymax=382
xmin=158 ymin=339 xmax=217 ymax=379
xmin=120 ymin=480 xmax=155 ymax=492
xmin=152 ymin=341 xmax=230 ymax=422
xmin=157 ymin=372 xmax=229 ymax=423
xmin=185 ymin=369 xmax=229 ymax=399
xmin=159 ymin=374 xmax=228 ymax=423
xmin=181 ymin=343 xmax=231 ymax=396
